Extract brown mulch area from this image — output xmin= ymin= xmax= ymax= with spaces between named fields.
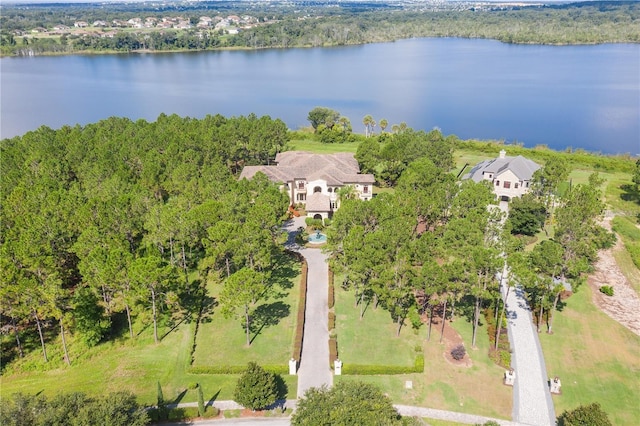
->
xmin=424 ymin=313 xmax=473 ymax=368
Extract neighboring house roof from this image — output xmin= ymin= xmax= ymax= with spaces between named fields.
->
xmin=306 ymin=193 xmax=331 ymax=212
xmin=464 ymin=152 xmax=540 ymax=182
xmin=239 ymin=152 xmax=375 ymax=185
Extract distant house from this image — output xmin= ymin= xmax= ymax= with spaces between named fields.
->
xmin=463 ymin=150 xmax=540 ymax=201
xmin=239 ymin=152 xmax=375 ymax=219
xmin=74 ymin=21 xmax=88 ymax=28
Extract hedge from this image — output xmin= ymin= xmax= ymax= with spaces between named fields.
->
xmin=188 ymin=365 xmax=288 ymax=375
xmin=328 ymin=268 xmax=335 ymax=309
xmin=328 ymin=312 xmax=336 ymax=331
xmin=292 ymin=256 xmax=308 ymax=362
xmin=329 ymin=338 xmax=338 ymax=367
xmin=341 ymin=355 xmax=424 ymax=375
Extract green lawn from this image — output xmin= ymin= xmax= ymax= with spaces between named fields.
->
xmin=334 ymin=286 xmax=512 ymax=419
xmin=334 ymin=288 xmax=422 ymax=367
xmin=539 ymin=285 xmax=640 ymax=425
xmin=192 ymin=266 xmax=301 ymax=367
xmin=288 ymin=138 xmax=360 ymax=154
xmin=1 ymin=266 xmax=302 ymax=405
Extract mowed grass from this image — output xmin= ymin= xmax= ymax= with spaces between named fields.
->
xmin=288 ymin=137 xmax=360 ymax=154
xmin=334 ymin=287 xmax=512 ymax=419
xmin=193 ymin=268 xmax=301 ymax=367
xmin=539 ymin=285 xmax=640 ymax=425
xmin=335 ymin=288 xmax=422 ymax=366
xmin=2 ymin=268 xmax=301 ymax=404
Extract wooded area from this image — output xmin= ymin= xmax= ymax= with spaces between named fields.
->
xmin=1 ymin=1 xmax=638 ymax=55
xmin=0 ymin=114 xmax=290 ymax=367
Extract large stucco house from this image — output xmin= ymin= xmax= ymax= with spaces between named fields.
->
xmin=239 ymin=151 xmax=375 ymax=219
xmin=463 ymin=150 xmax=540 ymax=201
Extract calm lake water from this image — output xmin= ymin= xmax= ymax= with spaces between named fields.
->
xmin=1 ymin=38 xmax=639 ymax=154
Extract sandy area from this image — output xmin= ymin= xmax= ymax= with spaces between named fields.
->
xmin=587 ymin=216 xmax=640 ymax=336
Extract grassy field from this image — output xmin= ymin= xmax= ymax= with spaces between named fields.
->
xmin=192 ymin=266 xmax=301 ymax=367
xmin=334 ymin=287 xmax=512 ymax=420
xmin=539 ymin=285 xmax=640 ymax=425
xmin=1 ymin=266 xmax=302 ymax=405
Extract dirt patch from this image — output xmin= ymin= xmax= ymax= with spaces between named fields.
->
xmin=587 ymin=217 xmax=640 ymax=336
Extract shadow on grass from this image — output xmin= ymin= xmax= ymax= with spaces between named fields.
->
xmin=269 ymin=250 xmax=300 ymax=292
xmin=207 ymin=389 xmax=220 ymax=407
xmin=248 ymin=301 xmax=291 ymax=345
xmin=172 ymin=389 xmax=188 ymax=405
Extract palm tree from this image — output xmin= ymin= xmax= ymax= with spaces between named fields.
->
xmin=362 ymin=115 xmax=374 ymax=137
xmin=379 ymin=118 xmax=388 ymax=133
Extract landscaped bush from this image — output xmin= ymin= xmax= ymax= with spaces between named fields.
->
xmin=329 ymin=338 xmax=338 ymax=366
xmin=451 ymin=344 xmax=466 ymax=361
xmin=292 ymin=258 xmax=308 ymax=362
xmin=599 ymin=285 xmax=614 ymax=296
xmin=304 ymin=217 xmax=323 ymax=230
xmin=328 ymin=312 xmax=336 ymax=330
xmin=188 ymin=365 xmax=288 ymax=375
xmin=328 ymin=268 xmax=335 ymax=309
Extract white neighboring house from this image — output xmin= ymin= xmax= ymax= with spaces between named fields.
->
xmin=463 ymin=150 xmax=540 ymax=201
xmin=239 ymin=151 xmax=375 ymax=220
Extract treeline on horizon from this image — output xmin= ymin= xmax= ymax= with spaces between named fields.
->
xmin=0 ymin=112 xmax=627 ymax=373
xmin=0 ymin=1 xmax=638 ymax=55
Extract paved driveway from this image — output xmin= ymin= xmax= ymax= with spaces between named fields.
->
xmin=283 ymin=218 xmax=333 ymax=398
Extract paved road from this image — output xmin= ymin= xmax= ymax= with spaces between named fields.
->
xmin=502 ymin=269 xmax=556 ymax=426
xmin=283 ymin=217 xmax=333 ymax=398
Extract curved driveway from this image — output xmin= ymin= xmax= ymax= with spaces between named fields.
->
xmin=283 ymin=217 xmax=333 ymax=398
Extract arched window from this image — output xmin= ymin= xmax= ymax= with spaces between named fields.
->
xmin=313 ymin=214 xmax=323 ymax=220
xmin=313 ymin=186 xmax=322 ymax=193
xmin=327 ymin=188 xmax=333 ymax=193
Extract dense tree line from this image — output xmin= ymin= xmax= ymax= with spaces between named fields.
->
xmin=2 ymin=2 xmax=638 ymax=55
xmin=0 ymin=113 xmax=289 ymax=367
xmin=335 ymin=137 xmax=612 ymax=344
xmin=0 ymin=391 xmax=149 ymax=426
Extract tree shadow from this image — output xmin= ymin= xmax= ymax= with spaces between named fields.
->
xmin=248 ymin=301 xmax=291 ymax=344
xmin=269 ymin=249 xmax=300 ymax=292
xmin=619 ymin=183 xmax=640 ymax=205
xmin=171 ymin=389 xmax=188 ymax=405
xmin=207 ymin=389 xmax=221 ymax=407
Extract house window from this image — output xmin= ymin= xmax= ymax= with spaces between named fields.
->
xmin=297 ymin=193 xmax=306 ymax=201
xmin=297 ymin=181 xmax=305 ymax=190
xmin=515 ymin=183 xmax=519 ymax=189
xmin=313 ymin=186 xmax=322 ymax=193
xmin=327 ymin=188 xmax=332 ymax=193
xmin=504 ymin=181 xmax=511 ymax=189
xmin=495 ymin=180 xmax=500 ymax=186
xmin=526 ymin=182 xmax=530 ymax=188
xmin=330 ymin=201 xmax=337 ymax=209
xmin=363 ymin=186 xmax=369 ymax=194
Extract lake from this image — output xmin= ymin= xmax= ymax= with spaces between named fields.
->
xmin=1 ymin=38 xmax=638 ymax=154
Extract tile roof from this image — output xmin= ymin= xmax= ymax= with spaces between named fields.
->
xmin=239 ymin=152 xmax=375 ymax=185
xmin=305 ymin=192 xmax=331 ymax=212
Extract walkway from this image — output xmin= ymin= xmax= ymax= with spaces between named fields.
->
xmin=502 ymin=267 xmax=556 ymax=426
xmin=283 ymin=217 xmax=333 ymax=398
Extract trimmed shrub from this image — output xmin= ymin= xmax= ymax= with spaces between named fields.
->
xmin=234 ymin=362 xmax=278 ymax=411
xmin=451 ymin=344 xmax=466 ymax=361
xmin=328 ymin=269 xmax=335 ymax=309
xmin=328 ymin=312 xmax=336 ymax=330
xmin=292 ymin=258 xmax=308 ymax=362
xmin=329 ymin=338 xmax=338 ymax=367
xmin=599 ymin=285 xmax=614 ymax=296
xmin=189 ymin=365 xmax=288 ymax=375
xmin=304 ymin=217 xmax=323 ymax=230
